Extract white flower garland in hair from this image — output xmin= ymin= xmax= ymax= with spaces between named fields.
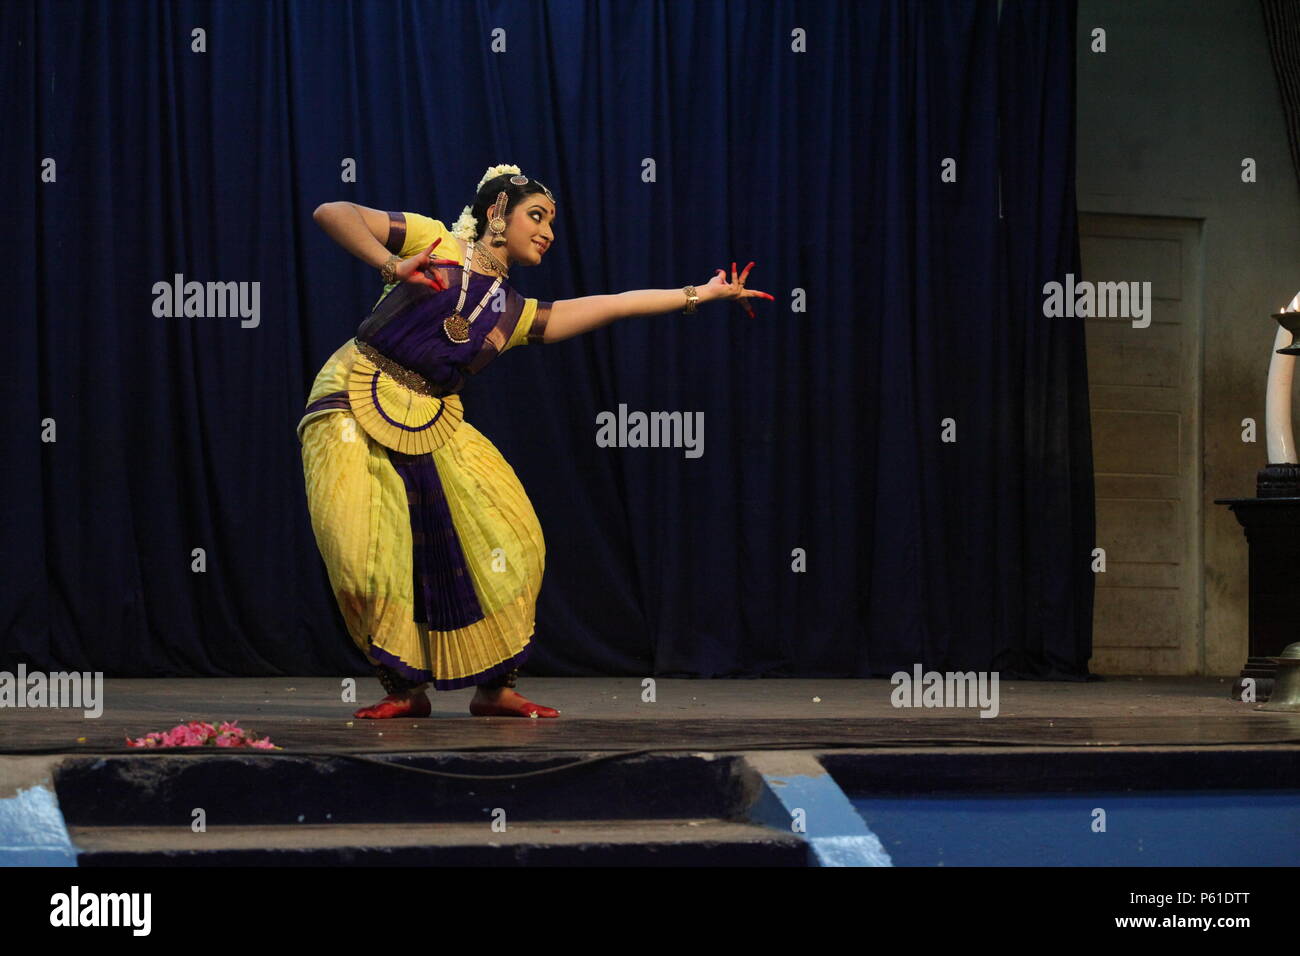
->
xmin=451 ymin=163 xmax=523 ymax=242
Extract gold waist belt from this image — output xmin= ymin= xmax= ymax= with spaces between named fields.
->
xmin=347 ymin=338 xmax=463 ymax=455
xmin=355 ymin=339 xmax=437 ymax=396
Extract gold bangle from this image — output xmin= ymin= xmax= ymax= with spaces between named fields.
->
xmin=682 ymin=285 xmax=699 ymax=314
xmin=379 ymin=254 xmax=401 ymax=285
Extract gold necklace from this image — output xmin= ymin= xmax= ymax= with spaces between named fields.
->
xmin=471 ymin=240 xmax=510 ymax=279
xmin=444 ymin=240 xmax=507 ymax=344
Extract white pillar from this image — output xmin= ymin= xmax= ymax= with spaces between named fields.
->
xmin=1265 ymin=323 xmax=1297 ymax=465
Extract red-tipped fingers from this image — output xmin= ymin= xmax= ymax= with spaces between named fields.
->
xmin=418 ymin=267 xmax=447 ymax=291
xmin=743 ymin=288 xmax=773 ymax=316
xmin=739 ymin=260 xmax=755 ymax=283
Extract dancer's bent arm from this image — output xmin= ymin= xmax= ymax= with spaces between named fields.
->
xmin=313 ymin=202 xmax=396 ymax=268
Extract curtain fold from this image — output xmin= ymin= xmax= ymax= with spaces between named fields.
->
xmin=1261 ymin=0 xmax=1300 ymax=198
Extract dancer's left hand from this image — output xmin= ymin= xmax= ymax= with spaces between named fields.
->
xmin=700 ymin=261 xmax=774 ymax=318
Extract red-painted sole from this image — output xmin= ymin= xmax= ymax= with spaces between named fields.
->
xmin=468 ymin=699 xmax=560 ymax=718
xmin=353 ymin=695 xmax=432 ymax=719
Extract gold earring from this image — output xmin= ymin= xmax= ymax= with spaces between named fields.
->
xmin=488 ymin=191 xmax=508 ymax=247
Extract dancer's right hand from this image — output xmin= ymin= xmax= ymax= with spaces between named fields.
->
xmin=701 ymin=261 xmax=774 ymax=318
xmin=393 ymin=239 xmax=456 ymax=291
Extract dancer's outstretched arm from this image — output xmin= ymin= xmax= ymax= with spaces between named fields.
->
xmin=544 ymin=262 xmax=773 ymax=344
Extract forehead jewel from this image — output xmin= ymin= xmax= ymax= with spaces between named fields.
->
xmin=509 ymin=173 xmax=556 ymax=205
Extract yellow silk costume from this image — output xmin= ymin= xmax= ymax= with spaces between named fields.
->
xmin=297 ymin=213 xmax=551 ymax=688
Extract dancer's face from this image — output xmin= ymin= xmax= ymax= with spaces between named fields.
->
xmin=499 ymin=193 xmax=556 ymax=266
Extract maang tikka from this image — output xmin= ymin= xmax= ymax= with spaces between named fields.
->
xmin=508 ymin=173 xmax=555 ymax=203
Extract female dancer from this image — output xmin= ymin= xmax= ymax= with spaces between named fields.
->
xmin=299 ymin=164 xmax=772 ymax=719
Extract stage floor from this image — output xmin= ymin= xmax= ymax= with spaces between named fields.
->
xmin=3 ymin=676 xmax=1297 ymax=867
xmin=1 ymin=675 xmax=1297 ymax=754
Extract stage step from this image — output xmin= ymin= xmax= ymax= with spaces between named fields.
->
xmin=68 ymin=818 xmax=808 ymax=866
xmin=53 ymin=752 xmax=751 ymax=827
xmin=53 ymin=751 xmax=817 ymax=864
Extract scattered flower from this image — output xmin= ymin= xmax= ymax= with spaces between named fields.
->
xmin=125 ymin=719 xmax=280 ymax=750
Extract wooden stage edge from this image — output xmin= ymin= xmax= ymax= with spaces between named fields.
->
xmin=0 ymin=676 xmax=1297 ymax=755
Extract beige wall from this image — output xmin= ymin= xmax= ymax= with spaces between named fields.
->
xmin=1076 ymin=0 xmax=1300 ymax=674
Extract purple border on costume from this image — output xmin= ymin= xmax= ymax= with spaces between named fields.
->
xmin=304 ymin=389 xmax=350 ymax=414
xmin=464 ymin=285 xmax=529 ymax=374
xmin=385 ymin=447 xmax=484 ymax=630
xmin=368 ymin=638 xmax=534 ymax=691
xmin=357 ymin=281 xmax=435 ymax=343
xmin=528 ymin=301 xmax=553 ymax=344
xmin=384 ymin=211 xmax=406 ymax=255
xmin=367 ymin=371 xmax=445 ymax=432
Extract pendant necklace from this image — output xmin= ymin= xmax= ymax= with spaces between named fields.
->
xmin=444 ymin=239 xmax=508 ymax=344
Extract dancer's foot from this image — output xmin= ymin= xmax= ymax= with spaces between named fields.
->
xmin=469 ymin=686 xmax=560 ymax=718
xmin=354 ymin=690 xmax=431 ymax=719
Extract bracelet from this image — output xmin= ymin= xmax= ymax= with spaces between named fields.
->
xmin=379 ymin=254 xmax=402 ymax=285
xmin=682 ymin=285 xmax=699 ymax=314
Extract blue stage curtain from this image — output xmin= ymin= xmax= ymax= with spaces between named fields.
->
xmin=0 ymin=0 xmax=1092 ymax=680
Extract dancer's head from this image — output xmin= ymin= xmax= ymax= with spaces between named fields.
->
xmin=467 ymin=174 xmax=556 ymax=267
